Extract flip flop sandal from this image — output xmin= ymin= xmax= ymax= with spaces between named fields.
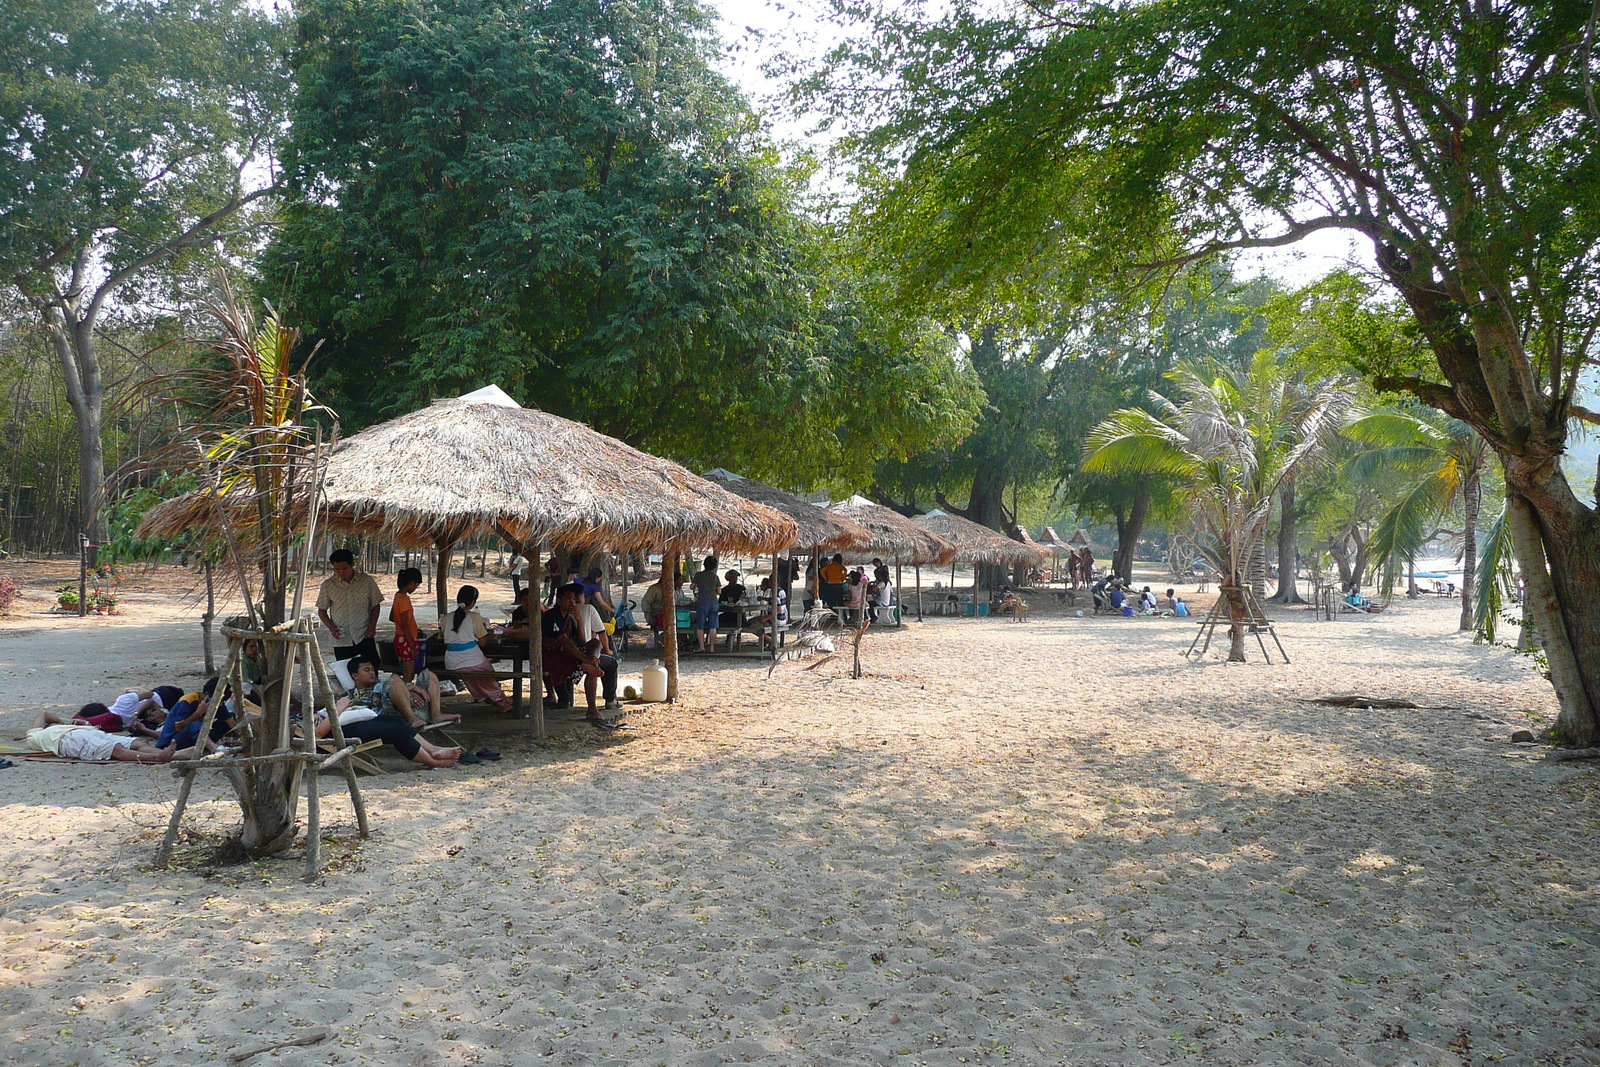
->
xmin=475 ymin=749 xmax=502 ymax=761
xmin=0 ymin=758 xmax=14 ymax=769
xmin=457 ymin=751 xmax=484 ymax=765
xmin=587 ymin=718 xmax=622 ymax=731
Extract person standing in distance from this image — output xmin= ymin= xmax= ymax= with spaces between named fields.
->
xmin=317 ymin=548 xmax=385 ymax=662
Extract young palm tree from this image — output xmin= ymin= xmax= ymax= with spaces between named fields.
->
xmin=1344 ymin=410 xmax=1490 ymax=631
xmin=136 ymin=270 xmax=329 ymax=855
xmin=1083 ymin=353 xmax=1351 ymax=660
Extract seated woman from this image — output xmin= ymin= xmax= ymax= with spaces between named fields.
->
xmin=440 ymin=585 xmax=512 ymax=713
xmin=843 ymin=571 xmax=865 ymax=624
xmin=753 ymin=576 xmax=788 ymax=649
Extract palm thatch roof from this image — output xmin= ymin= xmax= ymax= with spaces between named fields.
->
xmin=142 ymin=387 xmax=798 ymax=555
xmin=1066 ymin=528 xmax=1109 ymax=554
xmin=914 ymin=510 xmax=1049 ymax=567
xmin=824 ymin=498 xmax=956 ymax=565
xmin=702 ymin=470 xmax=874 ymax=553
xmin=317 ymin=391 xmax=795 ymax=553
xmin=1039 ymin=525 xmax=1071 ymax=550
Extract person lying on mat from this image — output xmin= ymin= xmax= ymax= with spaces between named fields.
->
xmin=73 ymin=685 xmax=183 ymax=733
xmin=25 ymin=711 xmax=200 ymax=762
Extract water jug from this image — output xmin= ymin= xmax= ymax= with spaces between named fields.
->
xmin=641 ymin=659 xmax=668 ymax=702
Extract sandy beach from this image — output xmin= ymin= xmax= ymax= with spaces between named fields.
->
xmin=0 ymin=568 xmax=1596 ymax=1066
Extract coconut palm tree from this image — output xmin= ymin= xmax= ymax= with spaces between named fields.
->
xmin=1344 ymin=410 xmax=1490 ymax=631
xmin=1083 ymin=353 xmax=1352 ymax=660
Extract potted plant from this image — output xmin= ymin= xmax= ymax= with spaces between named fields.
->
xmin=56 ymin=584 xmax=80 ymax=611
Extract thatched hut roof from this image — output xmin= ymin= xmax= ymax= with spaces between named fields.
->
xmin=141 ymin=388 xmax=798 ymax=555
xmin=311 ymin=391 xmax=795 ymax=553
xmin=1039 ymin=525 xmax=1071 ymax=550
xmin=702 ymin=470 xmax=873 ymax=553
xmin=1066 ymin=528 xmax=1109 ymax=554
xmin=824 ymin=498 xmax=956 ymax=565
xmin=914 ymin=510 xmax=1049 ymax=567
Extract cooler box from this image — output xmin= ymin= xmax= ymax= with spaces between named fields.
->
xmin=675 ymin=608 xmax=693 ymax=630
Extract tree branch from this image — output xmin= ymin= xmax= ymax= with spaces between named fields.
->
xmin=1128 ymin=214 xmax=1372 ymax=272
xmin=85 ymin=184 xmax=279 ymax=327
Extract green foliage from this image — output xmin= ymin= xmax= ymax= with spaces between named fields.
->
xmin=102 ymin=475 xmax=202 ymax=565
xmin=0 ymin=0 xmax=289 ymax=301
xmin=273 ymin=0 xmax=976 ymax=485
xmin=1472 ymin=504 xmax=1517 ymax=645
xmin=807 ymin=0 xmax=1600 ymax=460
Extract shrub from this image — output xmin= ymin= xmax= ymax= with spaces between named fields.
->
xmin=0 ymin=573 xmax=16 ymax=615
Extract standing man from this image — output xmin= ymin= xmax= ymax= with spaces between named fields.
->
xmin=819 ymin=553 xmax=848 ymax=609
xmin=317 ymin=548 xmax=384 ymax=662
xmin=691 ymin=556 xmax=722 ymax=654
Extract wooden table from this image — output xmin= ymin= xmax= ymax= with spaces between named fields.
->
xmin=482 ymin=634 xmax=534 ymax=716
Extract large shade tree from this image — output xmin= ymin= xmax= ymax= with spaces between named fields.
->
xmin=1084 ymin=354 xmax=1352 ymax=660
xmin=807 ymin=0 xmax=1600 ymax=745
xmin=0 ymin=0 xmax=289 ymax=540
xmin=272 ymin=0 xmax=976 ymax=486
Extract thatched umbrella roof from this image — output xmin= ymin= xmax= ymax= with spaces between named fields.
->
xmin=141 ymin=388 xmax=798 ymax=556
xmin=1066 ymin=528 xmax=1109 ymax=554
xmin=702 ymin=470 xmax=873 ymax=553
xmin=824 ymin=497 xmax=956 ymax=565
xmin=914 ymin=510 xmax=1048 ymax=567
xmin=313 ymin=389 xmax=795 ymax=553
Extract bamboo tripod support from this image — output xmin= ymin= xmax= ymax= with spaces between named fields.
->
xmin=155 ymin=618 xmax=370 ymax=880
xmin=1184 ymin=585 xmax=1291 ymax=664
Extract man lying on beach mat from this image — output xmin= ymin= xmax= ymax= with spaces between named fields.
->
xmin=22 ymin=712 xmax=202 ymax=762
xmin=317 ymin=655 xmax=469 ymax=768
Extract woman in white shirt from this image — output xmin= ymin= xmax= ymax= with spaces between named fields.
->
xmin=440 ymin=585 xmax=511 ymax=712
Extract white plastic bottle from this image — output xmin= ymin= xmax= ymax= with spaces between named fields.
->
xmin=641 ymin=659 xmax=668 ymax=702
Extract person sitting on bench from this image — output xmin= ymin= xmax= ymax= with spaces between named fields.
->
xmin=440 ymin=584 xmax=512 ymax=713
xmin=544 ymin=583 xmax=621 ymax=729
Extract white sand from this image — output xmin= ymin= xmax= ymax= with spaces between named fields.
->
xmin=0 ymin=583 xmax=1596 ymax=1066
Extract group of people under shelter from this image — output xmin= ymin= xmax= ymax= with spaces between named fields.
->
xmin=319 ymin=546 xmax=628 ymax=734
xmin=815 ymin=555 xmax=895 ymax=625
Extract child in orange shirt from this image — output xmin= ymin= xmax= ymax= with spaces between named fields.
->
xmin=390 ymin=568 xmax=425 ymax=682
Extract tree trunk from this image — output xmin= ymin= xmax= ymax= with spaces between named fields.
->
xmin=1328 ymin=524 xmax=1369 ymax=593
xmin=1459 ymin=473 xmax=1479 ymax=631
xmin=201 ymin=561 xmax=216 ymax=675
xmin=1111 ymin=486 xmax=1150 ymax=582
xmin=435 ymin=538 xmax=454 ymax=615
xmin=43 ymin=308 xmax=107 ymax=542
xmin=1247 ymin=527 xmax=1268 ymax=599
xmin=1221 ymin=577 xmax=1248 ymax=662
xmin=1269 ymin=481 xmax=1305 ymax=604
xmin=1501 ymin=463 xmax=1600 ymax=748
